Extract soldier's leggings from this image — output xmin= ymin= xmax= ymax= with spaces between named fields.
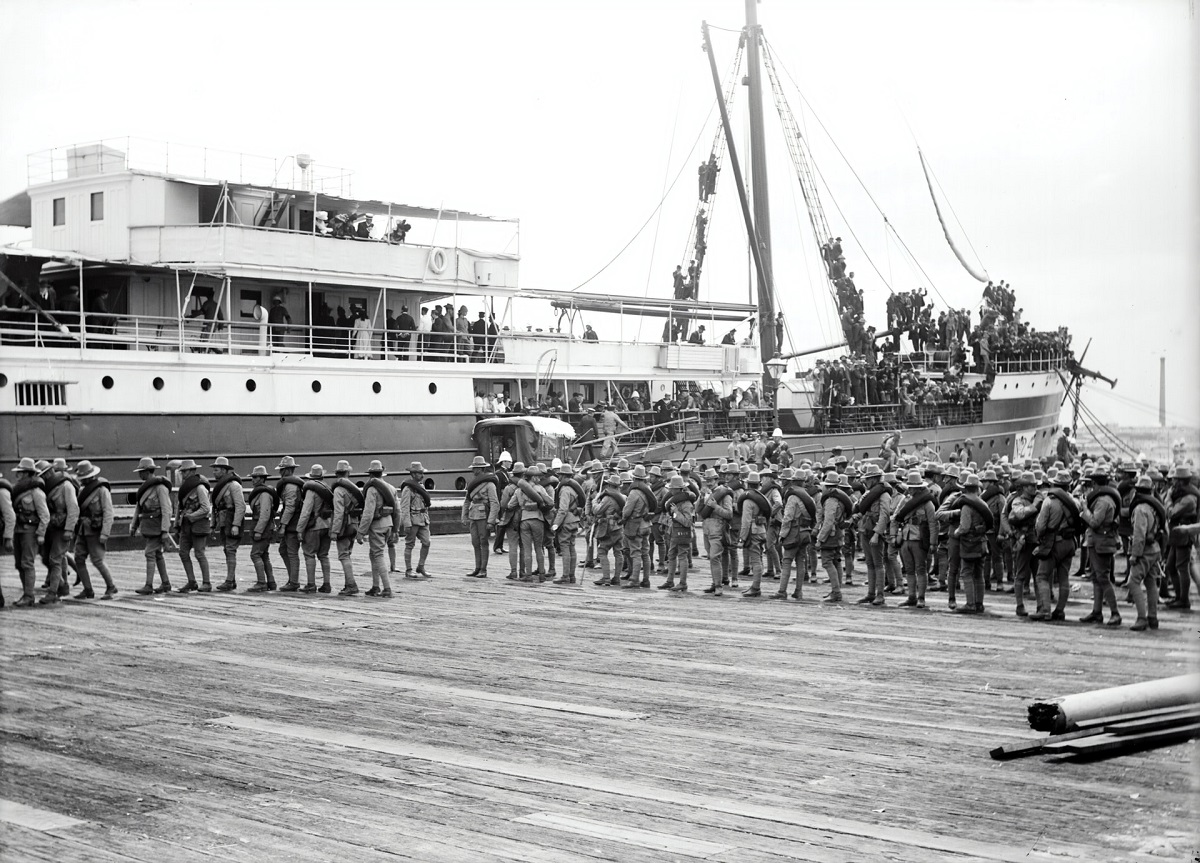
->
xmin=861 ymin=532 xmax=885 ymax=599
xmin=704 ymin=528 xmax=726 ymax=589
xmin=251 ymin=532 xmax=275 ymax=586
xmin=43 ymin=527 xmax=70 ymax=596
xmin=336 ymin=536 xmax=357 ymax=588
xmin=279 ymin=530 xmax=301 ymax=586
xmin=520 ymin=519 xmax=546 ymax=576
xmin=1034 ymin=539 xmax=1074 ymax=616
xmin=556 ymin=525 xmax=578 ymax=579
xmin=74 ymin=534 xmax=115 ymax=594
xmin=900 ymin=540 xmax=927 ymax=601
xmin=14 ymin=532 xmax=40 ymax=600
xmin=1128 ymin=552 xmax=1161 ymax=622
xmin=302 ymin=528 xmax=331 ymax=587
xmin=469 ymin=519 xmax=490 ymax=573
xmin=780 ymin=538 xmax=807 ymax=597
xmin=765 ymin=523 xmax=781 ymax=576
xmin=178 ymin=526 xmax=211 ymax=586
xmin=819 ymin=545 xmax=843 ymax=599
xmin=505 ymin=522 xmax=522 ymax=576
xmin=1013 ymin=542 xmax=1035 ymax=613
xmin=143 ymin=534 xmax=170 ymax=588
xmin=1088 ymin=548 xmax=1118 ymax=617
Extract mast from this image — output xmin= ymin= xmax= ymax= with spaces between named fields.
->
xmin=743 ymin=0 xmax=775 ymax=364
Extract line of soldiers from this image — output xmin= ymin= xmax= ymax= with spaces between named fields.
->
xmin=5 ymin=449 xmax=1196 ymax=634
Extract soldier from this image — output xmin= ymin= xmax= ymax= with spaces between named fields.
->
xmin=0 ymin=468 xmax=14 ymax=607
xmin=551 ymin=464 xmax=584 ymax=584
xmin=1029 ymin=472 xmax=1080 ymax=621
xmin=1127 ymin=474 xmax=1165 ymax=631
xmin=398 ymin=462 xmax=432 ymax=578
xmin=891 ymin=469 xmax=935 ymax=608
xmin=737 ymin=471 xmax=770 ymax=597
xmin=776 ymin=468 xmax=815 ymax=600
xmin=760 ymin=466 xmax=784 ymax=581
xmin=381 ymin=470 xmax=402 ymax=584
xmin=621 ymin=465 xmax=655 ymax=589
xmin=854 ymin=464 xmax=892 ymax=606
xmin=514 ymin=463 xmax=552 ymax=582
xmin=330 ymin=460 xmax=364 ymax=595
xmin=816 ymin=471 xmax=850 ymax=602
xmin=581 ymin=461 xmax=603 ymax=569
xmin=295 ymin=464 xmax=333 ymax=593
xmin=501 ymin=462 xmax=526 ymax=580
xmin=275 ymin=455 xmax=304 ymax=591
xmin=131 ymin=457 xmax=174 ymax=595
xmin=591 ymin=474 xmax=625 ymax=586
xmin=357 ymin=460 xmax=397 ymax=597
xmin=244 ymin=466 xmax=278 ymax=592
xmin=210 ymin=457 xmax=246 ymax=592
xmin=462 ymin=456 xmax=498 ymax=578
xmin=698 ymin=467 xmax=732 ymax=596
xmin=1004 ymin=471 xmax=1041 ymax=617
xmin=492 ymin=451 xmax=513 ymax=556
xmin=71 ymin=460 xmax=117 ymax=599
xmin=935 ymin=467 xmax=964 ymax=608
xmin=880 ymin=471 xmax=904 ymax=594
xmin=39 ymin=457 xmax=79 ymax=603
xmin=980 ymin=469 xmax=1007 ymax=591
xmin=174 ymin=459 xmax=213 ymax=592
xmin=661 ymin=475 xmax=695 ymax=592
xmin=1164 ymin=466 xmax=1198 ymax=610
xmin=650 ymin=464 xmax=669 ymax=574
xmin=537 ymin=464 xmax=559 ymax=579
xmin=10 ymin=458 xmax=50 ymax=607
xmin=953 ymin=473 xmax=993 ymax=614
xmin=1078 ymin=463 xmax=1122 ymax=625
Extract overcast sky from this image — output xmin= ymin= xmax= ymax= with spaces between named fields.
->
xmin=1 ymin=0 xmax=1195 ymax=429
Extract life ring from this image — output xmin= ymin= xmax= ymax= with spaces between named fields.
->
xmin=429 ymin=248 xmax=447 ymax=275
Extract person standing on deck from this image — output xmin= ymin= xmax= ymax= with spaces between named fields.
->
xmin=210 ymin=457 xmax=246 ymax=592
xmin=357 ymin=460 xmax=397 ymax=598
xmin=1164 ymin=466 xmax=1199 ymax=610
xmin=462 ymin=456 xmax=498 ymax=579
xmin=661 ymin=475 xmax=695 ymax=592
xmin=399 ymin=462 xmax=433 ymax=578
xmin=775 ymin=468 xmax=813 ymax=600
xmin=70 ymin=460 xmax=117 ymax=600
xmin=698 ymin=467 xmax=732 ymax=596
xmin=274 ymin=456 xmax=304 ymax=592
xmin=330 ymin=460 xmax=364 ymax=596
xmin=245 ymin=466 xmax=278 ymax=592
xmin=130 ymin=457 xmax=173 ymax=596
xmin=174 ymin=460 xmax=213 ymax=593
xmin=9 ymin=458 xmax=49 ymax=607
xmin=39 ymin=458 xmax=78 ymax=604
xmin=295 ymin=464 xmax=333 ymax=593
xmin=501 ymin=462 xmax=527 ymax=580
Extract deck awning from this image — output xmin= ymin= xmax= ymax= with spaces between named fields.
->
xmin=0 ymin=191 xmax=32 ymax=228
xmin=525 ymin=289 xmax=757 ymax=322
xmin=220 ymin=180 xmax=514 ymax=224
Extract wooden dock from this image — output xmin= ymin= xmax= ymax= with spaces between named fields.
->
xmin=1 ymin=538 xmax=1197 ymax=862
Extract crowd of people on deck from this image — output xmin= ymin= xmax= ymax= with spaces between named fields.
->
xmin=4 ymin=441 xmax=1196 ymax=638
xmin=313 ymin=211 xmax=411 ymax=243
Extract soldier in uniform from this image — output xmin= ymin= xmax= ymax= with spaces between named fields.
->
xmin=39 ymin=457 xmax=79 ymax=603
xmin=591 ymin=474 xmax=624 ymax=586
xmin=776 ymin=468 xmax=815 ymax=600
xmin=399 ymin=462 xmax=433 ymax=578
xmin=492 ymin=451 xmax=513 ymax=556
xmin=721 ymin=463 xmax=744 ymax=588
xmin=0 ymin=468 xmax=13 ymax=607
xmin=759 ymin=466 xmax=783 ymax=581
xmin=131 ymin=457 xmax=173 ymax=595
xmin=935 ymin=466 xmax=964 ymax=608
xmin=295 ymin=464 xmax=333 ymax=593
xmin=952 ymin=473 xmax=992 ymax=614
xmin=1127 ymin=473 xmax=1164 ymax=631
xmin=71 ymin=460 xmax=117 ymax=599
xmin=980 ymin=469 xmax=1007 ymax=591
xmin=537 ymin=464 xmax=559 ymax=579
xmin=357 ymin=460 xmax=397 ymax=597
xmin=1164 ymin=465 xmax=1198 ymax=610
xmin=621 ymin=465 xmax=655 ymax=589
xmin=10 ymin=458 xmax=50 ymax=607
xmin=663 ymin=475 xmax=695 ymax=592
xmin=855 ymin=464 xmax=892 ymax=606
xmin=245 ymin=466 xmax=278 ymax=592
xmin=330 ymin=460 xmax=364 ymax=595
xmin=462 ymin=456 xmax=498 ymax=578
xmin=275 ymin=456 xmax=304 ymax=591
xmin=210 ymin=457 xmax=246 ymax=592
xmin=891 ymin=469 xmax=935 ymax=608
xmin=699 ymin=467 xmax=732 ymax=596
xmin=174 ymin=459 xmax=214 ymax=592
xmin=1078 ymin=463 xmax=1122 ymax=625
xmin=500 ymin=462 xmax=525 ymax=580
xmin=581 ymin=461 xmax=603 ymax=569
xmin=650 ymin=464 xmax=669 ymax=574
xmin=515 ymin=463 xmax=552 ymax=582
xmin=551 ymin=464 xmax=583 ymax=584
xmin=1003 ymin=471 xmax=1041 ymax=617
xmin=1029 ymin=472 xmax=1079 ymax=621
xmin=738 ymin=471 xmax=769 ymax=597
xmin=816 ymin=471 xmax=849 ymax=603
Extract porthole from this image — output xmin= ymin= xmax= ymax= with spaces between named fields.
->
xmin=102 ymin=376 xmax=114 ymax=389
xmin=1005 ymin=437 xmax=1011 ymax=445
xmin=311 ymin=380 xmax=322 ymax=393
xmin=1003 ymin=383 xmax=1007 ymax=389
xmin=1015 ymin=383 xmax=1020 ymax=389
xmin=454 ymin=477 xmax=466 ymax=491
xmin=246 ymin=379 xmax=257 ymax=392
xmin=153 ymin=377 xmax=164 ymax=391
xmin=0 ymin=373 xmax=7 ymax=387
xmin=428 ymin=382 xmax=438 ymax=394
xmin=989 ymin=439 xmax=995 ymax=447
xmin=200 ymin=378 xmax=212 ymax=391
xmin=372 ymin=381 xmax=381 ymax=394
xmin=423 ymin=478 xmax=435 ymax=490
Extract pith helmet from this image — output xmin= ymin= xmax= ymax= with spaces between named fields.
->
xmin=498 ymin=450 xmax=513 ymax=464
xmin=73 ymin=460 xmax=101 ymax=480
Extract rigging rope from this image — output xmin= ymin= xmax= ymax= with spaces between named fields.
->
xmin=919 ymin=149 xmax=988 ymax=283
xmin=923 ymin=147 xmax=989 ymax=280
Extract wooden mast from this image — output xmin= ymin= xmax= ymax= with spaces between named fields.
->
xmin=743 ymin=0 xmax=776 ymax=367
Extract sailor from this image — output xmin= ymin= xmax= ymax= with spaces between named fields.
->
xmin=621 ymin=465 xmax=655 ymax=589
xmin=295 ymin=464 xmax=333 ymax=593
xmin=330 ymin=460 xmax=364 ymax=596
xmin=1029 ymin=472 xmax=1079 ymax=621
xmin=462 ymin=456 xmax=499 ymax=578
xmin=854 ymin=464 xmax=891 ymax=606
xmin=953 ymin=472 xmax=992 ymax=614
xmin=550 ymin=464 xmax=583 ymax=585
xmin=10 ymin=458 xmax=50 ymax=607
xmin=274 ymin=456 xmax=305 ymax=591
xmin=512 ymin=463 xmax=551 ymax=582
xmin=357 ymin=460 xmax=397 ymax=597
xmin=71 ymin=460 xmax=116 ymax=600
xmin=210 ymin=457 xmax=246 ymax=592
xmin=245 ymin=466 xmax=278 ymax=592
xmin=1078 ymin=463 xmax=1122 ymax=625
xmin=39 ymin=457 xmax=79 ymax=603
xmin=816 ymin=471 xmax=850 ymax=603
xmin=172 ymin=459 xmax=213 ymax=592
xmin=131 ymin=457 xmax=173 ymax=595
xmin=662 ymin=475 xmax=695 ymax=592
xmin=1127 ymin=474 xmax=1165 ymax=631
xmin=399 ymin=462 xmax=433 ymax=578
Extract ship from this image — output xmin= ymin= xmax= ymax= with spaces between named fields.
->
xmin=0 ymin=3 xmax=1098 ymax=495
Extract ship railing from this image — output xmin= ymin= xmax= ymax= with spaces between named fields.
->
xmin=991 ymin=352 xmax=1067 ymax=374
xmin=809 ymin=402 xmax=984 ymax=435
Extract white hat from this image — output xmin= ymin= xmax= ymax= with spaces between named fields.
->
xmin=498 ymin=451 xmax=513 ymax=464
xmin=551 ymin=457 xmax=563 ymax=469
xmin=631 ymin=391 xmax=640 ymax=399
xmin=772 ymin=428 xmax=783 ymax=437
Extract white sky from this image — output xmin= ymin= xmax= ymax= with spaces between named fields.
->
xmin=1 ymin=0 xmax=1196 ymax=428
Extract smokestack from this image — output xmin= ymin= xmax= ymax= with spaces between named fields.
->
xmin=1159 ymin=356 xmax=1166 ymax=428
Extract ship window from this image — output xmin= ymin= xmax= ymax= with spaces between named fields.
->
xmin=152 ymin=377 xmax=164 ymax=391
xmin=989 ymin=439 xmax=995 ymax=447
xmin=0 ymin=373 xmax=7 ymax=387
xmin=372 ymin=382 xmax=381 ymax=394
xmin=15 ymin=382 xmax=66 ymax=407
xmin=102 ymin=375 xmax=114 ymax=389
xmin=424 ymin=478 xmax=435 ymax=490
xmin=1005 ymin=437 xmax=1011 ymax=445
xmin=246 ymin=379 xmax=257 ymax=392
xmin=311 ymin=380 xmax=322 ymax=393
xmin=90 ymin=192 xmax=104 ymax=221
xmin=52 ymin=198 xmax=65 ymax=226
xmin=200 ymin=378 xmax=211 ymax=391
xmin=455 ymin=477 xmax=466 ymax=491
xmin=428 ymin=382 xmax=438 ymax=394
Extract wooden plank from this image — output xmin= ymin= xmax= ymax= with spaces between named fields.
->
xmin=514 ymin=811 xmax=735 ymax=858
xmin=0 ymin=798 xmax=87 ymax=831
